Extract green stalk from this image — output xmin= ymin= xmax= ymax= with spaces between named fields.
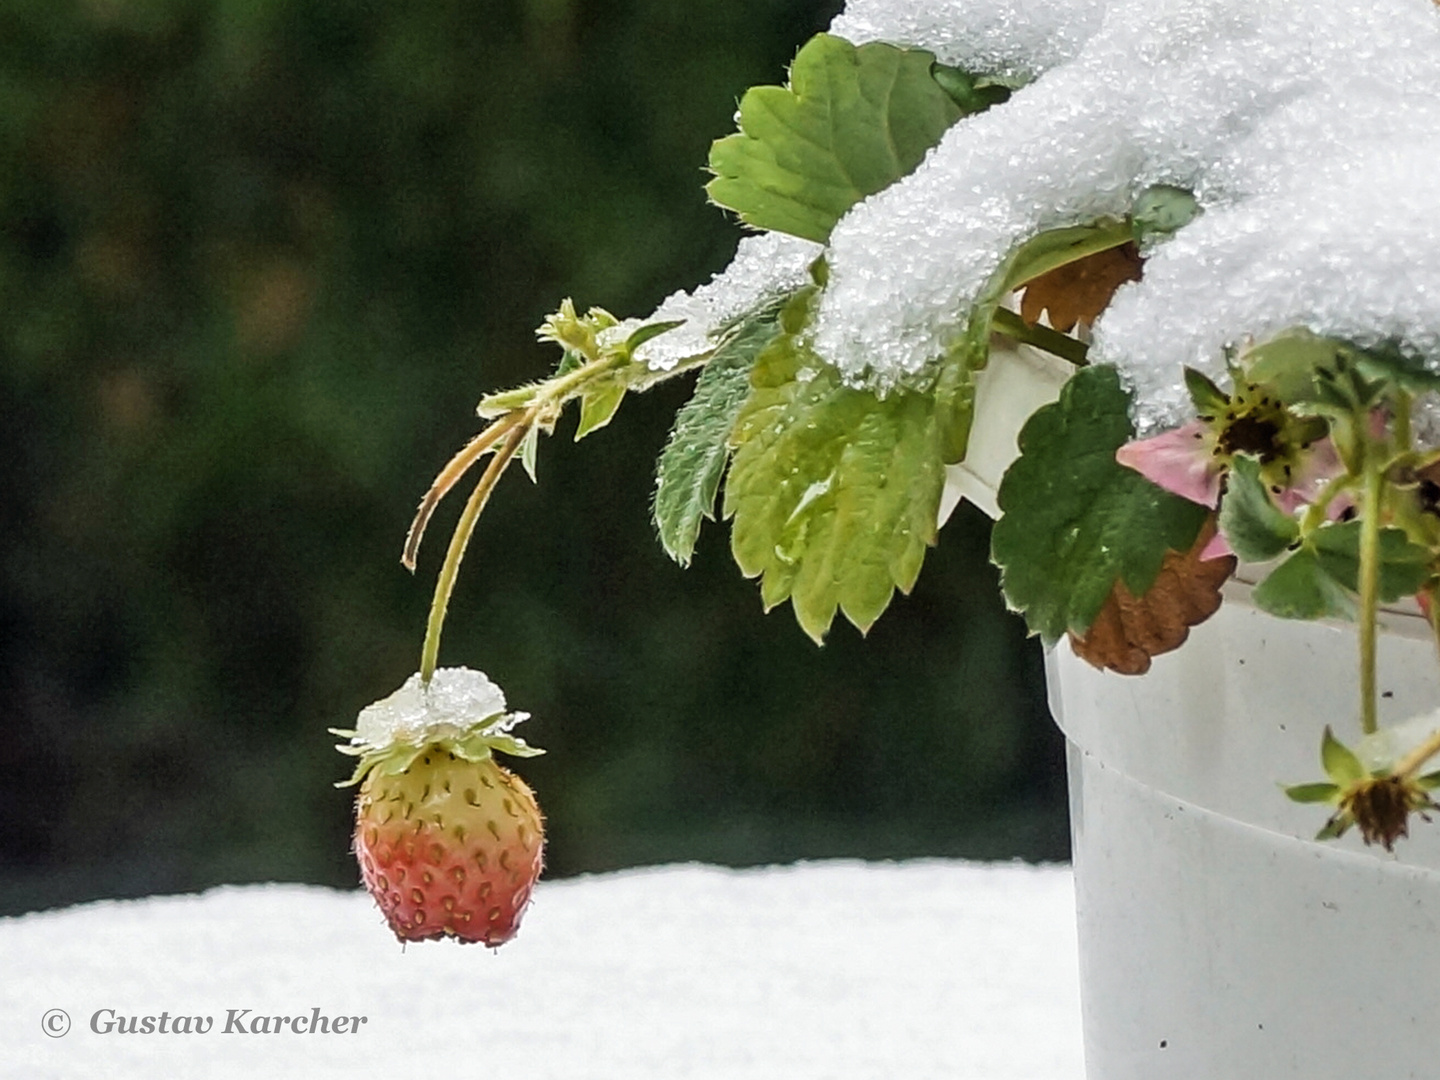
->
xmin=990 ymin=308 xmax=1090 ymax=367
xmin=1358 ymin=451 xmax=1383 ymax=736
xmin=419 ymin=421 xmax=529 ymax=684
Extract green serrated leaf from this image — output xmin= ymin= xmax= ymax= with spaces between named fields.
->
xmin=990 ymin=364 xmax=1209 ymax=644
xmin=1308 ymin=521 xmax=1432 ymax=602
xmin=1218 ymin=455 xmax=1299 ymax=562
xmin=1251 ymin=547 xmax=1355 ymax=621
xmin=1284 ymin=782 xmax=1341 ymax=804
xmin=1131 ymin=184 xmax=1200 ymax=244
xmin=706 ymin=34 xmax=968 ymax=243
xmin=575 ymin=381 xmax=626 ymax=441
xmin=1321 ymin=725 xmax=1366 ymax=785
xmin=652 ymin=305 xmax=786 ymax=565
xmin=724 ymin=332 xmax=945 ymax=642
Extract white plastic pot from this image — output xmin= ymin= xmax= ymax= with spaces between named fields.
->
xmin=950 ymin=341 xmax=1440 ymax=1078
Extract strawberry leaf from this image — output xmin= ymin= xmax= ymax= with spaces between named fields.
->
xmin=652 ymin=302 xmax=788 ymax=566
xmin=1218 ymin=454 xmax=1299 ymax=562
xmin=1251 ymin=546 xmax=1355 ymax=620
xmin=723 ymin=327 xmax=945 ymax=642
xmin=574 ymin=381 xmax=626 ymax=441
xmin=1309 ymin=521 xmax=1432 ymax=602
xmin=991 ymin=364 xmax=1209 ymax=644
xmin=706 ymin=34 xmax=975 ymax=243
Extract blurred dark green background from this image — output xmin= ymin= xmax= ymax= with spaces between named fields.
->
xmin=0 ymin=0 xmax=1065 ymax=917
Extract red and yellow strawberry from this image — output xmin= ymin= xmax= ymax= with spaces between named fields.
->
xmin=334 ymin=668 xmax=544 ymax=945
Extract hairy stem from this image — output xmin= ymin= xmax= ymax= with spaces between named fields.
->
xmin=1358 ymin=451 xmax=1384 ymax=736
xmin=403 ymin=412 xmax=526 ymax=571
xmin=1395 ymin=390 xmax=1413 ymax=454
xmin=419 ymin=421 xmax=530 ymax=683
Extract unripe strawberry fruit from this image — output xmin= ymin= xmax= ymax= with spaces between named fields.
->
xmin=353 ymin=751 xmax=544 ymax=944
xmin=335 ymin=668 xmax=545 ymax=946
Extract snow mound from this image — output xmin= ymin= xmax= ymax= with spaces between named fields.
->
xmin=636 ymin=232 xmax=822 ymax=372
xmin=801 ymin=0 xmax=1440 ymax=429
xmin=0 ymin=861 xmax=1081 ymax=1079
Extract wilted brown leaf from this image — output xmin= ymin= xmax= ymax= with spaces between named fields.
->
xmin=1069 ymin=517 xmax=1236 ymax=675
xmin=1018 ymin=242 xmax=1143 ymax=333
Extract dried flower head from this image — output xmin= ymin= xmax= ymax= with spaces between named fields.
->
xmin=1286 ymin=726 xmax=1440 ymax=852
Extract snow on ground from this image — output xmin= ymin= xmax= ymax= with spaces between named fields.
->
xmin=0 ymin=860 xmax=1081 ymax=1080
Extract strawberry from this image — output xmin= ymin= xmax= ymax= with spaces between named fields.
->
xmin=334 ymin=667 xmax=545 ymax=945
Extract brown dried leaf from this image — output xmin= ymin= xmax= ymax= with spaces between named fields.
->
xmin=1068 ymin=517 xmax=1236 ymax=675
xmin=1018 ymin=242 xmax=1143 ymax=333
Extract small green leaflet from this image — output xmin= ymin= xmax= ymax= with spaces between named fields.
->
xmin=1309 ymin=521 xmax=1430 ymax=602
xmin=929 ymin=64 xmax=1016 ymax=114
xmin=652 ymin=303 xmax=789 ymax=565
xmin=707 ymin=34 xmax=982 ymax=244
xmin=723 ymin=328 xmax=946 ymax=643
xmin=1248 ymin=520 xmax=1430 ymax=621
xmin=574 ymin=381 xmax=626 ymax=441
xmin=1251 ymin=547 xmax=1355 ymax=620
xmin=1321 ymin=725 xmax=1365 ymax=785
xmin=1218 ymin=455 xmax=1298 ymax=563
xmin=990 ymin=365 xmax=1209 ymax=644
xmin=1130 ymin=184 xmax=1200 ymax=245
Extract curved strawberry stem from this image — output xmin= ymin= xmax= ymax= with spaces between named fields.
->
xmin=403 ymin=412 xmax=527 ymax=572
xmin=419 ymin=419 xmax=531 ymax=683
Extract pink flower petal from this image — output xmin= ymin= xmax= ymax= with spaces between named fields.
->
xmin=1200 ymin=528 xmax=1234 ymax=561
xmin=1115 ymin=421 xmax=1222 ymax=508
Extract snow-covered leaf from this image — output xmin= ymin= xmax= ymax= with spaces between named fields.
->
xmin=706 ymin=34 xmax=971 ymax=243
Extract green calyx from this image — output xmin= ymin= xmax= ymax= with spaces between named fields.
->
xmin=332 ymin=714 xmax=543 ymax=789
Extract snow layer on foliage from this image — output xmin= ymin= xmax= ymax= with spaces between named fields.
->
xmin=352 ymin=667 xmax=521 ymax=748
xmin=636 ymin=232 xmax=821 ymax=372
xmin=0 ymin=861 xmax=1081 ymax=1079
xmin=831 ymin=0 xmax=1104 ymax=81
xmin=809 ymin=0 xmax=1440 ymax=430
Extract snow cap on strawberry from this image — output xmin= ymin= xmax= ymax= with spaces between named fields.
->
xmin=333 ymin=667 xmax=545 ymax=946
